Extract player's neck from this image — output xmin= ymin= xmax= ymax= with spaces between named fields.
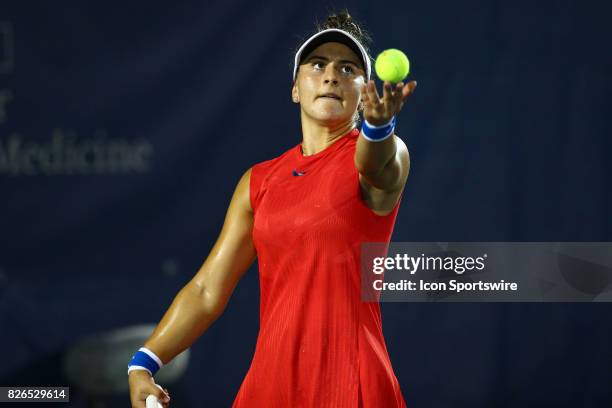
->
xmin=299 ymin=117 xmax=354 ymax=156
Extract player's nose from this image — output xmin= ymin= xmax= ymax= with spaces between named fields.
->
xmin=323 ymin=63 xmax=340 ymax=84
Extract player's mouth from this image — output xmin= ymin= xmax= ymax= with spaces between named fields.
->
xmin=318 ymin=92 xmax=342 ymax=101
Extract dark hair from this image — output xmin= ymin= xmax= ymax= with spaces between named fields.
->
xmin=314 ymin=9 xmax=373 ymax=64
xmin=294 ymin=9 xmax=373 ymax=126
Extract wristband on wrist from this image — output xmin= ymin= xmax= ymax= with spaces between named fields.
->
xmin=127 ymin=347 xmax=164 ymax=376
xmin=361 ymin=116 xmax=396 ymax=142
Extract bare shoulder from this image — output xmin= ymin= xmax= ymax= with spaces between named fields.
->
xmin=233 ymin=167 xmax=253 ymax=214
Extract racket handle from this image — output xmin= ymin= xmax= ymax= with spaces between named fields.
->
xmin=146 ymin=394 xmax=163 ymax=408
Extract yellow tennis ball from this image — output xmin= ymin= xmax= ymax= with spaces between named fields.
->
xmin=374 ymin=49 xmax=410 ymax=83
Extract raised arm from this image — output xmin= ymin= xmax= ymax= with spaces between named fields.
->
xmin=129 ymin=167 xmax=256 ymax=407
xmin=354 ymin=80 xmax=416 ymax=215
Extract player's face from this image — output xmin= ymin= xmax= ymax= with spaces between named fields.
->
xmin=292 ymin=42 xmax=366 ymax=125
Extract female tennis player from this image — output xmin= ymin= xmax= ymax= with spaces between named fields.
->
xmin=128 ymin=10 xmax=416 ymax=408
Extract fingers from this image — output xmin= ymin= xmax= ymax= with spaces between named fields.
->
xmin=395 ymin=82 xmax=404 ymax=99
xmin=362 ymin=80 xmax=416 ymax=101
xmin=135 ymin=383 xmax=169 ymax=407
xmin=162 ymin=387 xmax=171 ymax=407
xmin=360 ymin=82 xmax=370 ymax=107
xmin=153 ymin=384 xmax=170 ymax=404
xmin=372 ymin=80 xmax=407 ymax=109
xmin=364 ymin=80 xmax=380 ymax=107
xmin=382 ymin=81 xmax=393 ymax=105
xmin=401 ymin=80 xmax=417 ymax=100
xmin=361 ymin=79 xmax=417 ymax=119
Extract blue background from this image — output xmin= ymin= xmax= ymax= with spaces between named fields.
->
xmin=1 ymin=0 xmax=610 ymax=406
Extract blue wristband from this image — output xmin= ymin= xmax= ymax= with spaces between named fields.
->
xmin=127 ymin=347 xmax=163 ymax=376
xmin=361 ymin=116 xmax=396 ymax=142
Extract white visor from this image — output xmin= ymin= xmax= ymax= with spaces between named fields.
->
xmin=292 ymin=28 xmax=371 ymax=82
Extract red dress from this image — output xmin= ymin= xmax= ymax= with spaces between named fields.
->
xmin=232 ymin=128 xmax=407 ymax=408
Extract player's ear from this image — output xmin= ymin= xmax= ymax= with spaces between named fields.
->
xmin=291 ymin=82 xmax=299 ymax=104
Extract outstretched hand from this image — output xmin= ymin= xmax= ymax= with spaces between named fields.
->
xmin=360 ymin=79 xmax=417 ymax=126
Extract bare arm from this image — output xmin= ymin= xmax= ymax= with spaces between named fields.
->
xmin=355 ymin=135 xmax=410 ymax=215
xmin=355 ymin=132 xmax=410 ymax=191
xmin=142 ymin=167 xmax=256 ymax=363
xmin=354 ymin=80 xmax=417 ymax=214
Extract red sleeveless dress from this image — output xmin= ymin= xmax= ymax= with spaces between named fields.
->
xmin=232 ymin=128 xmax=407 ymax=408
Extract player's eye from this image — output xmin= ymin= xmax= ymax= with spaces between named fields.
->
xmin=312 ymin=61 xmax=325 ymax=69
xmin=342 ymin=65 xmax=354 ymax=74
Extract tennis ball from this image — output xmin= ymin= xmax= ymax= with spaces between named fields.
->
xmin=374 ymin=49 xmax=410 ymax=83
